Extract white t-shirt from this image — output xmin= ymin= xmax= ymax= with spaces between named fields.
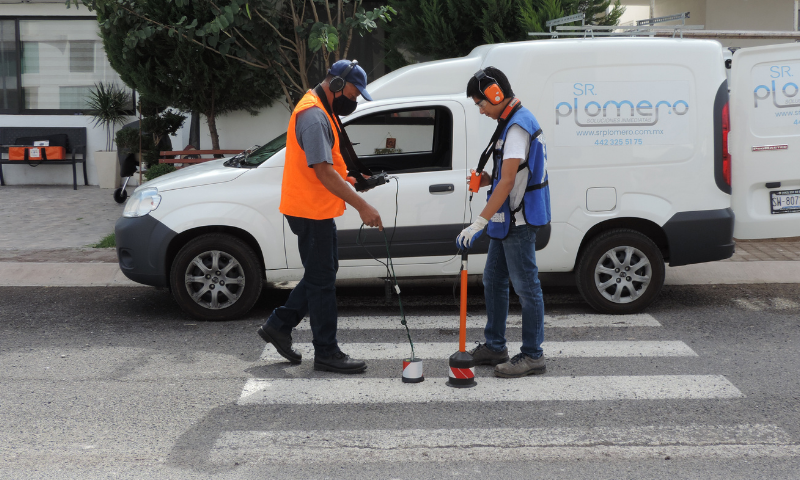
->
xmin=501 ymin=124 xmax=531 ymax=225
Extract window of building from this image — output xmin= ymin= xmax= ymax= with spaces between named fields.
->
xmin=0 ymin=20 xmax=19 ymax=113
xmin=0 ymin=17 xmax=131 ymax=114
xmin=21 ymin=41 xmax=39 ymax=74
xmin=69 ymin=40 xmax=94 ymax=73
xmin=344 ymin=107 xmax=453 ymax=174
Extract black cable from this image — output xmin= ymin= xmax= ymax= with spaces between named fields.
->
xmin=355 ymin=175 xmax=415 ymax=359
xmin=355 ymin=176 xmax=399 ymax=273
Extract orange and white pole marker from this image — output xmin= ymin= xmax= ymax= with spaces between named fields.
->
xmin=447 ymin=250 xmax=477 ymax=388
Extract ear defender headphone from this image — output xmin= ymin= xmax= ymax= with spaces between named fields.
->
xmin=474 ymin=68 xmax=505 ymax=105
xmin=329 ymin=60 xmax=358 ymax=93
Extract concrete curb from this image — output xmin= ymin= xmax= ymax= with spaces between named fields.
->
xmin=1 ymin=260 xmax=799 ymax=288
xmin=665 ymin=261 xmax=800 ymax=285
xmin=0 ymin=263 xmax=142 ymax=287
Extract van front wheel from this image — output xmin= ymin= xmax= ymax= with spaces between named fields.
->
xmin=575 ymin=229 xmax=665 ymax=314
xmin=170 ymin=233 xmax=263 ymax=321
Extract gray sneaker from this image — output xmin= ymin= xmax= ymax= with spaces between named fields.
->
xmin=494 ymin=353 xmax=546 ymax=378
xmin=468 ymin=342 xmax=510 ymax=366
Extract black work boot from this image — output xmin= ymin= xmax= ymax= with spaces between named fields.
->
xmin=257 ymin=324 xmax=302 ymax=364
xmin=314 ymin=351 xmax=367 ymax=374
xmin=468 ymin=342 xmax=510 ymax=366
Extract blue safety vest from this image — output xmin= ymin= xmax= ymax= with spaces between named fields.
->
xmin=486 ymin=106 xmax=551 ymax=240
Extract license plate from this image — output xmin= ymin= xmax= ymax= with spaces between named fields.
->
xmin=770 ymin=189 xmax=800 ymax=214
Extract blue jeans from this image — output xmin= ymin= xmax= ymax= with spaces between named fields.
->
xmin=482 ymin=224 xmax=545 ymax=359
xmin=265 ymin=215 xmax=339 ymax=357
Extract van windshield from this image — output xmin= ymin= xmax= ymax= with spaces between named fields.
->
xmin=235 ymin=132 xmax=287 ymax=167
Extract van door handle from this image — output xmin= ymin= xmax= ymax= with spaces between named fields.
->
xmin=429 ymin=184 xmax=454 ymax=194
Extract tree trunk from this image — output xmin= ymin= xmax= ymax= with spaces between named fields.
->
xmin=207 ymin=112 xmax=221 ymax=152
xmin=189 ymin=111 xmax=200 ymax=149
xmin=206 ymin=89 xmax=221 ymax=156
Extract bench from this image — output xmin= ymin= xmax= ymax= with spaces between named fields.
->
xmin=0 ymin=127 xmax=88 ymax=190
xmin=159 ymin=149 xmax=245 ymax=167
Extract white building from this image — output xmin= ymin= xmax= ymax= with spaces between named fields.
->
xmin=0 ymin=0 xmax=291 ymax=187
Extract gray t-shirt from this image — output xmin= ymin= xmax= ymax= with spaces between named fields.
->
xmin=295 ymin=106 xmax=334 ymax=167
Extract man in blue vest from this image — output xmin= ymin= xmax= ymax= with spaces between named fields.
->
xmin=456 ymin=66 xmax=551 ymax=378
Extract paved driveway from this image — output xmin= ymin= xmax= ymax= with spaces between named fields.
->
xmin=0 ymin=185 xmax=124 ymax=254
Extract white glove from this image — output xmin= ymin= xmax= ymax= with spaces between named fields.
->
xmin=456 ymin=217 xmax=488 ymax=249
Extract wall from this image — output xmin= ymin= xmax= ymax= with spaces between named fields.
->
xmin=653 ymin=0 xmax=706 ymax=27
xmin=705 ymin=0 xmax=795 ymax=48
xmin=650 ymin=0 xmax=795 ymax=48
xmin=1 ymin=3 xmax=93 ymax=17
xmin=185 ymin=103 xmax=292 ymax=152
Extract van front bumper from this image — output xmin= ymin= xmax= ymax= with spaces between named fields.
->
xmin=115 ymin=215 xmax=177 ymax=288
xmin=663 ymin=208 xmax=735 ymax=267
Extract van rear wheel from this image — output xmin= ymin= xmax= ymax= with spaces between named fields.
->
xmin=575 ymin=229 xmax=665 ymax=314
xmin=170 ymin=233 xmax=263 ymax=321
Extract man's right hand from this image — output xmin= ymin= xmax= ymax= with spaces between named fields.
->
xmin=358 ymin=203 xmax=383 ymax=231
xmin=312 ymin=163 xmax=383 ymax=230
xmin=467 ymin=169 xmax=492 ymax=188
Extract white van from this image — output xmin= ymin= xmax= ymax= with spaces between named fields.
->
xmin=116 ymin=38 xmax=800 ymax=320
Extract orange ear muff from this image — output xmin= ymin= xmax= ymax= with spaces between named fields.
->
xmin=483 ymin=83 xmax=505 ymax=105
xmin=474 ymin=69 xmax=505 ymax=105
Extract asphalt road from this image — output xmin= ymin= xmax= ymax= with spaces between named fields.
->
xmin=1 ymin=283 xmax=799 ymax=479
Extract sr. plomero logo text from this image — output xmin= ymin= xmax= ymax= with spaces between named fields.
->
xmin=556 ymin=83 xmax=689 ymax=127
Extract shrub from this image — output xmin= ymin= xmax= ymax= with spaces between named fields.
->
xmin=144 ymin=163 xmax=176 ymax=181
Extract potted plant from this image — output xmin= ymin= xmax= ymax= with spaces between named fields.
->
xmin=86 ymin=82 xmax=132 ymax=189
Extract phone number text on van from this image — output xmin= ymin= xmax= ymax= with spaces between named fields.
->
xmin=593 ymin=138 xmax=644 ymax=146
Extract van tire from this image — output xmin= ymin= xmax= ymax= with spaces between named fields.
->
xmin=575 ymin=229 xmax=665 ymax=314
xmin=170 ymin=233 xmax=263 ymax=321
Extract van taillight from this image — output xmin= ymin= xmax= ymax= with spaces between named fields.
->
xmin=722 ymin=102 xmax=731 ymax=186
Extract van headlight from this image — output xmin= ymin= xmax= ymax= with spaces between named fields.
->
xmin=123 ymin=188 xmax=162 ymax=217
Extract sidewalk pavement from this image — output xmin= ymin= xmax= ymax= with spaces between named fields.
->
xmin=1 ymin=185 xmax=798 ymax=287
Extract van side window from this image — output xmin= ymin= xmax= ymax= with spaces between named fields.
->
xmin=344 ymin=106 xmax=452 ymax=174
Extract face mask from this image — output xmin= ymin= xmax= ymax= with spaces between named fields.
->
xmin=332 ymin=91 xmax=358 ymax=116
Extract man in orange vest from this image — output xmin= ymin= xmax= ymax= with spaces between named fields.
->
xmin=258 ymin=60 xmax=383 ymax=374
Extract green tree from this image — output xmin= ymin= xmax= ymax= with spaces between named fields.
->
xmin=68 ymin=0 xmax=395 ymax=109
xmin=564 ymin=0 xmax=625 ymax=27
xmin=72 ymin=1 xmax=282 ymax=150
xmin=385 ymin=0 xmax=624 ymax=66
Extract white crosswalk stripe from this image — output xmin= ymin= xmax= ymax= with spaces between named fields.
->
xmin=260 ymin=340 xmax=697 ymax=362
xmin=219 ymin=312 xmax=775 ymax=463
xmin=209 ymin=424 xmax=798 ymax=465
xmin=238 ymin=375 xmax=742 ymax=405
xmin=292 ymin=313 xmax=661 ymax=330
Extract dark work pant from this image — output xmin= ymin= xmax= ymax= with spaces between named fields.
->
xmin=265 ymin=215 xmax=339 ymax=357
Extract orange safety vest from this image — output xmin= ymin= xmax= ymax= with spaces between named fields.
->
xmin=280 ymin=91 xmax=348 ymax=219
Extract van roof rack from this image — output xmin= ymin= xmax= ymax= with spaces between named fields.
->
xmin=530 ymin=11 xmax=800 ymax=40
xmin=532 ymin=12 xmax=698 ymax=39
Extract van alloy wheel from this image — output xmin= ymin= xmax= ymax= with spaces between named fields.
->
xmin=183 ymin=250 xmax=245 ymax=310
xmin=170 ymin=233 xmax=263 ymax=321
xmin=593 ymin=246 xmax=652 ymax=304
xmin=575 ymin=229 xmax=665 ymax=315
